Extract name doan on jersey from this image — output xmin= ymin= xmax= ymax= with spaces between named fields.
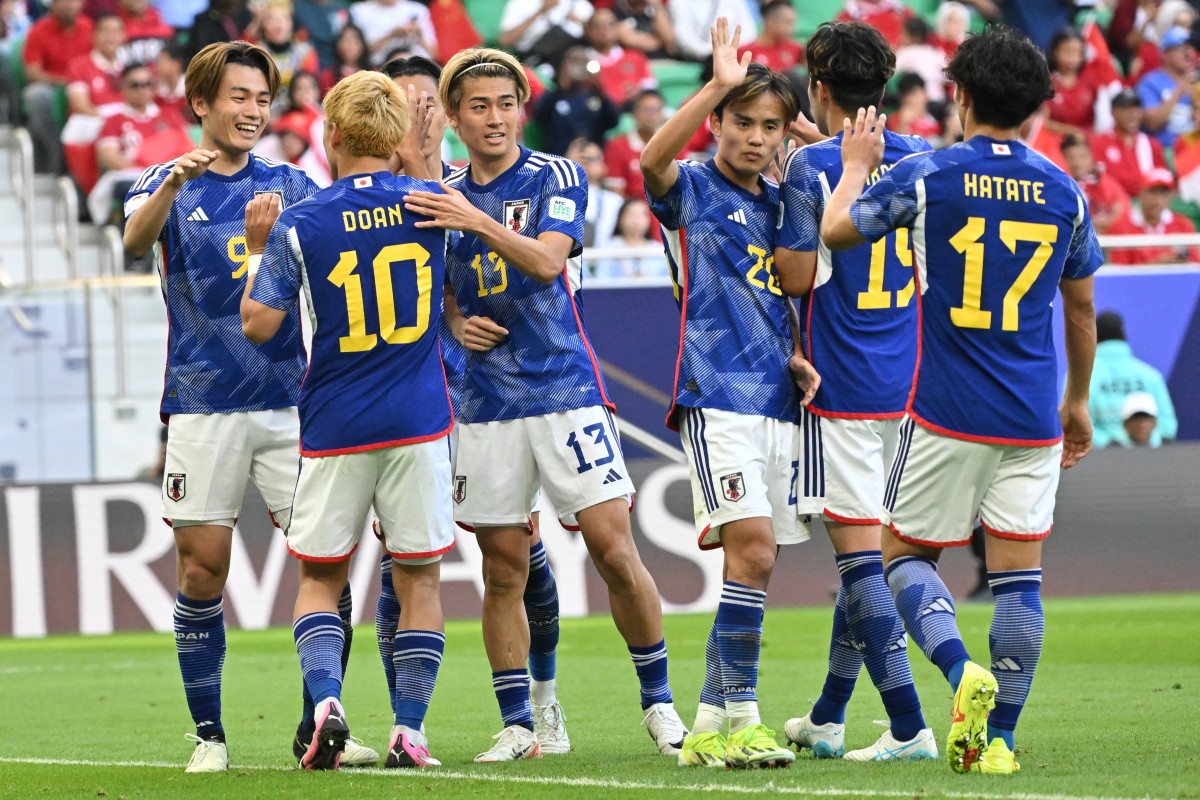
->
xmin=342 ymin=203 xmax=405 ymax=232
xmin=963 ymin=173 xmax=1047 ymax=204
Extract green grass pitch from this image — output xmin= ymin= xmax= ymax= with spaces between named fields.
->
xmin=1 ymin=594 xmax=1196 ymax=799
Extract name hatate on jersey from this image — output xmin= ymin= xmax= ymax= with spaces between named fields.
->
xmin=649 ymin=159 xmax=798 ymax=429
xmin=444 ymin=147 xmax=612 ymax=423
xmin=250 ymin=171 xmax=453 ymax=456
xmin=125 ymin=154 xmax=317 ymax=416
xmin=849 ymin=137 xmax=1104 ymax=444
xmin=779 ymin=131 xmax=930 ymax=417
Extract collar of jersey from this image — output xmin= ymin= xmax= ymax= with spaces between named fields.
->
xmin=463 ymin=146 xmax=531 ymax=194
xmin=201 ymin=152 xmax=258 ymax=183
xmin=703 ymin=157 xmax=772 ymax=203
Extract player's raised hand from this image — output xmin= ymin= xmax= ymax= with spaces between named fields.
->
xmin=710 ymin=16 xmax=751 ymax=91
xmin=460 ymin=315 xmax=509 ymax=351
xmin=167 ymin=148 xmax=220 ymax=188
xmin=397 ymin=86 xmax=436 ymax=179
xmin=404 ymin=182 xmax=489 ymax=233
xmin=244 ymin=192 xmax=281 ymax=254
xmin=840 ymin=106 xmax=886 ymax=175
xmin=1059 ymin=401 xmax=1092 ymax=468
xmin=789 ymin=354 xmax=821 ymax=405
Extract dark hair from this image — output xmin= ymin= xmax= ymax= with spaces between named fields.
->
xmin=1059 ymin=133 xmax=1088 ymax=154
xmin=761 ymin=0 xmax=793 ymax=18
xmin=713 ymin=61 xmax=800 ymax=122
xmin=806 ymin=21 xmax=895 ymax=113
xmin=381 ymin=54 xmax=442 ymax=82
xmin=1046 ymin=26 xmax=1084 ymax=73
xmin=613 ymin=196 xmax=651 ymax=238
xmin=287 ymin=69 xmax=320 ymax=108
xmin=945 ymin=26 xmax=1054 ymax=129
xmin=896 ymin=72 xmax=926 ymax=98
xmin=903 ymin=15 xmax=930 ymax=43
xmin=120 ymin=62 xmax=151 ymax=82
xmin=161 ymin=41 xmax=186 ymax=64
xmin=630 ymin=88 xmax=664 ymax=109
xmin=333 ymin=22 xmax=372 ymax=72
xmin=93 ymin=12 xmax=122 ymax=29
xmin=1096 ymin=311 xmax=1126 ymax=342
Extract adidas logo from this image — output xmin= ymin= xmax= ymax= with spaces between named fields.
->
xmin=601 ymin=468 xmax=623 ymax=484
xmin=919 ymin=598 xmax=955 ymax=616
xmin=726 ymin=209 xmax=748 ymax=225
xmin=885 ymin=633 xmax=909 ymax=652
xmin=992 ymin=657 xmax=1022 ymax=672
xmin=187 ymin=207 xmax=209 ymax=222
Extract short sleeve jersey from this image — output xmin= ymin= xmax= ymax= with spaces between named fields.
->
xmin=780 ymin=132 xmax=930 ymax=418
xmin=124 ymin=154 xmax=319 ymax=416
xmin=649 ymin=159 xmax=798 ymax=429
xmin=849 ymin=137 xmax=1104 ymax=444
xmin=444 ymin=147 xmax=612 ymax=424
xmin=250 ymin=171 xmax=453 ymax=455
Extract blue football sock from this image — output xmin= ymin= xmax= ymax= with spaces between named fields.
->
xmin=376 ymin=555 xmax=401 ymax=716
xmin=886 ymin=555 xmax=971 ymax=689
xmin=698 ymin=622 xmax=724 ymax=708
xmin=293 ymin=612 xmax=345 ymax=705
xmin=338 ymin=582 xmax=354 ymax=675
xmin=842 ymin=551 xmax=925 ymax=740
xmin=715 ymin=581 xmax=766 ymax=710
xmin=629 ymin=640 xmax=673 ymax=708
xmin=987 ymin=569 xmax=1044 ymax=750
xmin=393 ymin=629 xmax=445 ymax=729
xmin=492 ymin=668 xmax=533 ymax=730
xmin=811 ymin=560 xmax=863 ymax=725
xmin=524 ymin=540 xmax=559 ymax=682
xmin=174 ymin=593 xmax=226 ymax=740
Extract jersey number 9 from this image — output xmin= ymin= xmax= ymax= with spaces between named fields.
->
xmin=328 ymin=243 xmax=432 ymax=353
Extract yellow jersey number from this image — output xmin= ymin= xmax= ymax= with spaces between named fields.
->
xmin=949 ymin=218 xmax=1056 ymax=332
xmin=327 ymin=243 xmax=433 ymax=353
xmin=857 ymin=229 xmax=915 ymax=310
xmin=472 ymin=251 xmax=509 ymax=297
xmin=746 ymin=245 xmax=782 ymax=296
xmin=228 ymin=236 xmax=249 ymax=280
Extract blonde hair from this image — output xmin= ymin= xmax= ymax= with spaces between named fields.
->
xmin=439 ymin=47 xmax=531 ymax=113
xmin=185 ymin=41 xmax=281 ymax=116
xmin=323 ymin=71 xmax=410 ymax=158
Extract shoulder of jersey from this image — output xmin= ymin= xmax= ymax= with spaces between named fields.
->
xmin=254 ymin=154 xmax=310 ymax=180
xmin=445 ymin=163 xmax=469 ymax=187
xmin=130 ymin=159 xmax=179 ymax=192
xmin=525 ymin=148 xmax=583 ymax=187
xmin=1018 ymin=141 xmax=1079 ymax=188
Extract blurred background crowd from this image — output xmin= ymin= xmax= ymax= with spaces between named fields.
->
xmin=4 ymin=0 xmax=1198 ymax=277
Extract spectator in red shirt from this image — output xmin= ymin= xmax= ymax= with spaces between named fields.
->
xmin=1091 ymin=87 xmax=1168 ymax=199
xmin=66 ymin=13 xmax=125 ymax=119
xmin=895 ymin=15 xmax=948 ymax=102
xmin=320 ymin=21 xmax=370 ymax=93
xmin=584 ymin=7 xmax=657 ymax=107
xmin=117 ymin=0 xmax=172 ymax=66
xmin=23 ymin=0 xmax=95 ymax=173
xmin=1061 ymin=134 xmax=1131 ymax=233
xmin=740 ymin=0 xmax=804 ymax=75
xmin=1045 ymin=26 xmax=1099 ymax=139
xmin=604 ymin=87 xmax=663 ymax=199
xmin=933 ymin=1 xmax=971 ymax=58
xmin=837 ymin=0 xmax=913 ymax=49
xmin=888 ymin=72 xmax=941 ymax=140
xmin=155 ymin=41 xmax=188 ymax=120
xmin=1108 ymin=167 xmax=1200 ymax=265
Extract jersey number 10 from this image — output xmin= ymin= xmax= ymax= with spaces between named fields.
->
xmin=328 ymin=243 xmax=432 ymax=353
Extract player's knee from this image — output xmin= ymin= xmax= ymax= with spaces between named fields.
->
xmin=178 ymin=558 xmax=228 ymax=597
xmin=589 ymin=543 xmax=641 ymax=590
xmin=724 ymin=541 xmax=776 ymax=588
xmin=482 ymin=556 xmax=528 ymax=596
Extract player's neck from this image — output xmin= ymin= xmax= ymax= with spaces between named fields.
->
xmin=712 ymin=153 xmax=762 ymax=194
xmin=336 ymin=155 xmax=391 ymax=179
xmin=468 ymin=146 xmax=521 ymax=186
xmin=200 ymin=135 xmax=251 ymax=176
xmin=964 ymin=121 xmax=1020 ymax=143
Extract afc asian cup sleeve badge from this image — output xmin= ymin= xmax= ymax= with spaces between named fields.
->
xmin=720 ymin=472 xmax=744 ymax=503
xmin=453 ymin=475 xmax=467 ymax=504
xmin=166 ymin=472 xmax=187 ymax=502
xmin=503 ymin=199 xmax=530 ymax=233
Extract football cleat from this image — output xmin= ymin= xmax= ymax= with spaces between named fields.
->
xmin=184 ymin=734 xmax=229 ymax=773
xmin=301 ymin=697 xmax=349 ymax=770
xmin=386 ymin=725 xmax=441 ymax=768
xmin=947 ymin=661 xmax=998 ymax=774
xmin=844 ymin=727 xmax=938 ymax=761
xmin=677 ymin=731 xmax=727 ymax=767
xmin=784 ymin=713 xmax=845 ymax=758
xmin=975 ymin=738 xmax=1020 ymax=774
xmin=725 ymin=723 xmax=795 ymax=769
xmin=532 ymin=701 xmax=571 ymax=754
xmin=293 ymin=726 xmax=377 ymax=767
xmin=474 ymin=725 xmax=542 ymax=763
xmin=643 ymin=702 xmax=689 ymax=756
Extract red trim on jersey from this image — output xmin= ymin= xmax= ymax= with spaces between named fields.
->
xmin=299 ymin=420 xmax=453 ymax=457
xmin=909 ymin=411 xmax=1063 ymax=448
xmin=564 ymin=266 xmax=617 ymax=413
xmin=979 ymin=518 xmax=1052 ymax=541
xmin=696 ymin=522 xmax=721 ymax=550
xmin=666 ymin=228 xmax=690 ymax=432
xmin=888 ymin=522 xmax=969 ymax=548
xmin=809 ymin=405 xmax=906 ymax=420
xmin=159 ymin=240 xmax=173 ymax=425
xmin=286 ymin=540 xmax=361 ymax=562
xmin=824 ymin=508 xmax=881 ymax=525
xmin=388 ymin=540 xmax=457 ymax=560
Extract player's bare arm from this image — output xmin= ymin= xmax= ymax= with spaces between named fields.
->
xmin=784 ymin=299 xmax=820 ymax=404
xmin=774 ymin=244 xmax=817 ymax=297
xmin=240 ymin=193 xmax=287 ymax=344
xmin=788 ymin=111 xmax=827 ymax=146
xmin=640 ymin=17 xmax=749 ymax=199
xmin=404 ymin=183 xmax=574 ymax=284
xmin=1059 ymin=275 xmax=1097 ymax=468
xmin=821 ymin=107 xmax=887 ymax=250
xmin=123 ymin=148 xmax=221 ymax=256
xmin=443 ymin=283 xmax=509 ymax=351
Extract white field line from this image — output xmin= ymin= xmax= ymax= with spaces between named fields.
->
xmin=0 ymin=756 xmax=1159 ymax=800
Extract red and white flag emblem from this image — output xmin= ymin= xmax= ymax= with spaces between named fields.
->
xmin=354 ymin=176 xmax=373 ymax=188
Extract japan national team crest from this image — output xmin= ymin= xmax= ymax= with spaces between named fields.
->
xmin=166 ymin=473 xmax=187 ymax=502
xmin=720 ymin=472 xmax=745 ymax=503
xmin=453 ymin=475 xmax=467 ymax=504
xmin=503 ymin=199 xmax=530 ymax=233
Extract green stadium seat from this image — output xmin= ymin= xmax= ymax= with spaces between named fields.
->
xmin=464 ymin=0 xmax=507 ymax=47
xmin=651 ymin=60 xmax=702 ymax=109
xmin=793 ymin=0 xmax=844 ymax=41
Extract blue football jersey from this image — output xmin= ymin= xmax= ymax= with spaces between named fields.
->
xmin=124 ymin=154 xmax=318 ymax=417
xmin=649 ymin=159 xmax=799 ymax=429
xmin=444 ymin=147 xmax=612 ymax=423
xmin=779 ymin=131 xmax=931 ymax=418
xmin=250 ymin=171 xmax=453 ymax=455
xmin=850 ymin=137 xmax=1104 ymax=444
xmin=440 ymin=316 xmax=467 ymax=415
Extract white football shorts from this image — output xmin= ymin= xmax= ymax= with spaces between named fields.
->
xmin=808 ymin=415 xmax=904 ymax=525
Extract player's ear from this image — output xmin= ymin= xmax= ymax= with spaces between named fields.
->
xmin=708 ymin=110 xmax=722 ymax=138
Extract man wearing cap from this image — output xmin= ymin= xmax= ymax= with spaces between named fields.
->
xmin=1107 ymin=167 xmax=1200 ymax=264
xmin=1136 ymin=26 xmax=1197 ymax=147
xmin=1091 ymin=87 xmax=1168 ymax=198
xmin=1121 ymin=393 xmax=1161 ymax=446
xmin=1088 ymin=311 xmax=1179 ymax=448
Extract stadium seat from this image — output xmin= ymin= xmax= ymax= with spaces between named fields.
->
xmin=63 ymin=142 xmax=99 ymax=194
xmin=464 ymin=0 xmax=507 ymax=47
xmin=10 ymin=38 xmax=68 ymax=129
xmin=650 ymin=60 xmax=702 ymax=109
xmin=793 ymin=0 xmax=844 ymax=41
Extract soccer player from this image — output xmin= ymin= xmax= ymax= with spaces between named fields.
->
xmin=774 ymin=21 xmax=936 ymax=762
xmin=402 ymin=46 xmax=688 ymax=762
xmin=821 ymin=27 xmax=1101 ymax=775
xmin=122 ymin=41 xmax=376 ymax=773
xmin=241 ymin=69 xmax=454 ymax=770
xmin=639 ymin=18 xmax=815 ymax=770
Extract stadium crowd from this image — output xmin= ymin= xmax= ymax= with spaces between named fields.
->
xmin=4 ymin=0 xmax=1200 ymax=267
